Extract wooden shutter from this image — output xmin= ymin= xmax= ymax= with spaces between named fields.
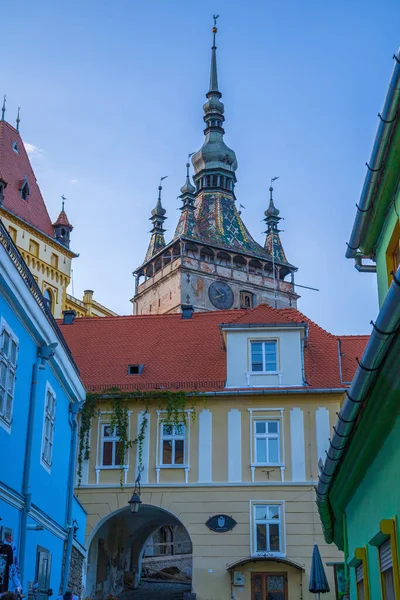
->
xmin=379 ymin=539 xmax=392 ymax=572
xmin=356 ymin=563 xmax=364 ymax=582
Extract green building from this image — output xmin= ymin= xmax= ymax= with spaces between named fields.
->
xmin=316 ymin=50 xmax=400 ymax=600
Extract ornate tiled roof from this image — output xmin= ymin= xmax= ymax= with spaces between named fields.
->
xmin=52 ymin=209 xmax=72 ymax=228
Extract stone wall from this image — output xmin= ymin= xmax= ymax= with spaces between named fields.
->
xmin=68 ymin=546 xmax=85 ymax=597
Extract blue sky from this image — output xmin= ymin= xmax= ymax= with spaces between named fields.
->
xmin=2 ymin=0 xmax=399 ymax=333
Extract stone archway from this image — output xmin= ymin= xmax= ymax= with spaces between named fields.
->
xmin=85 ymin=505 xmax=192 ymax=598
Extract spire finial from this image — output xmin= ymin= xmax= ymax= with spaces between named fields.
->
xmin=265 ymin=177 xmax=281 ymax=227
xmin=209 ymin=15 xmax=220 ymax=93
xmin=158 ymin=175 xmax=168 ymax=201
xmin=16 ymin=107 xmax=20 ymax=132
xmin=61 ymin=194 xmax=67 ymax=212
xmin=1 ymin=95 xmax=6 ymax=121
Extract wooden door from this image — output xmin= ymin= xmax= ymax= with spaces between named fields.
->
xmin=36 ymin=548 xmax=52 ymax=600
xmin=251 ymin=572 xmax=287 ymax=600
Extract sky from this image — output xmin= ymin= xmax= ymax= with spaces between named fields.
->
xmin=2 ymin=0 xmax=399 ymax=334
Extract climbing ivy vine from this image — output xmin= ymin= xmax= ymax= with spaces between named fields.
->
xmin=76 ymin=390 xmax=197 ymax=487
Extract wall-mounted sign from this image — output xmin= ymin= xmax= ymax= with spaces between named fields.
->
xmin=233 ymin=571 xmax=245 ymax=586
xmin=205 ymin=514 xmax=237 ymax=533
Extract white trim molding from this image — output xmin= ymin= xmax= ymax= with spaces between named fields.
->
xmin=248 ymin=408 xmax=285 ymax=482
xmin=198 ymin=409 xmax=212 ymax=483
xmin=228 ymin=409 xmax=242 ymax=483
xmin=290 ymin=408 xmax=306 ymax=481
xmin=156 ymin=410 xmax=191 ymax=483
xmin=315 ymin=407 xmax=331 ymax=466
xmin=249 ymin=499 xmax=286 ymax=558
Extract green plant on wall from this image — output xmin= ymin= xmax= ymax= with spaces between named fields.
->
xmin=76 ymin=389 xmax=197 ymax=487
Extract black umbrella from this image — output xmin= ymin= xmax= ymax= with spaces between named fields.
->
xmin=309 ymin=543 xmax=330 ymax=598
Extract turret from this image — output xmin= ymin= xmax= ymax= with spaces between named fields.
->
xmin=174 ymin=161 xmax=197 ymax=238
xmin=144 ymin=178 xmax=168 ymax=262
xmin=264 ymin=184 xmax=288 ymax=263
xmin=52 ymin=195 xmax=73 ymax=249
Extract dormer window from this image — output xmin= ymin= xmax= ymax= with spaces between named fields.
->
xmin=128 ymin=364 xmax=144 ymax=375
xmin=12 ymin=141 xmax=19 ymax=154
xmin=240 ymin=291 xmax=254 ymax=309
xmin=20 ymin=177 xmax=30 ymax=201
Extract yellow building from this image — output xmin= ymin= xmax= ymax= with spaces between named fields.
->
xmin=61 ymin=304 xmax=367 ymax=600
xmin=0 ymin=115 xmax=116 ymax=319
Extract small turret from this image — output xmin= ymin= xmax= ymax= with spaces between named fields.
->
xmin=264 ymin=183 xmax=288 ymax=263
xmin=144 ymin=178 xmax=168 ymax=262
xmin=53 ymin=195 xmax=73 ymax=248
xmin=175 ymin=160 xmax=197 ymax=238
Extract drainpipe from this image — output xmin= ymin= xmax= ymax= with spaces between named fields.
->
xmin=343 ymin=512 xmax=350 ymax=598
xmin=20 ymin=343 xmax=58 ymax=583
xmin=354 ymin=255 xmax=376 ymax=273
xmin=62 ymin=401 xmax=83 ymax=593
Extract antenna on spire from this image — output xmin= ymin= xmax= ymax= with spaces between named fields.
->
xmin=212 ymin=14 xmax=219 ymax=47
xmin=158 ymin=176 xmax=168 ymax=200
xmin=61 ymin=194 xmax=67 ymax=211
xmin=1 ymin=95 xmax=6 ymax=121
xmin=16 ymin=107 xmax=20 ymax=132
xmin=187 ymin=152 xmax=195 ymax=175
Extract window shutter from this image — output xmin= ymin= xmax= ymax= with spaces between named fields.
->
xmin=379 ymin=539 xmax=392 ymax=572
xmin=356 ymin=563 xmax=364 ymax=582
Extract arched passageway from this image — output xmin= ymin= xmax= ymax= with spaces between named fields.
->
xmin=85 ymin=505 xmax=192 ymax=599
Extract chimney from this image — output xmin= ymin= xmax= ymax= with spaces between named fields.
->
xmin=62 ymin=310 xmax=77 ymax=325
xmin=181 ymin=304 xmax=194 ymax=319
xmin=83 ymin=289 xmax=94 ymax=316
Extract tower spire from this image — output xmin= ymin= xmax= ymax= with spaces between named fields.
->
xmin=144 ymin=177 xmax=168 ymax=262
xmin=16 ymin=107 xmax=20 ymax=132
xmin=209 ymin=15 xmax=220 ymax=94
xmin=175 ymin=156 xmax=197 ymax=238
xmin=191 ymin=17 xmax=238 ymax=194
xmin=1 ymin=95 xmax=6 ymax=121
xmin=264 ymin=179 xmax=288 ymax=263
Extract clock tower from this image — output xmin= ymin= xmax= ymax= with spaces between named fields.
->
xmin=132 ymin=19 xmax=298 ymax=315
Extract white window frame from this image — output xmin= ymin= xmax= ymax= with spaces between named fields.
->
xmin=254 ymin=419 xmax=280 ymax=465
xmin=248 ymin=408 xmax=285 ymax=482
xmin=40 ymin=382 xmax=56 ymax=473
xmin=0 ymin=317 xmax=19 ymax=432
xmin=250 ymin=339 xmax=278 ymax=374
xmin=94 ymin=411 xmax=131 ymax=485
xmin=100 ymin=423 xmax=124 ymax=468
xmin=250 ymin=500 xmax=285 ymax=557
xmin=156 ymin=410 xmax=191 ymax=483
xmin=160 ymin=422 xmax=187 ymax=466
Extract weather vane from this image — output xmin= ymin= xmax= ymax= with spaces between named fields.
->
xmin=213 ymin=14 xmax=219 ymax=27
xmin=61 ymin=194 xmax=67 ymax=211
xmin=271 ymin=176 xmax=279 ymax=186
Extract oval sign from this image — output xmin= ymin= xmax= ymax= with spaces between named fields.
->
xmin=206 ymin=514 xmax=237 ymax=533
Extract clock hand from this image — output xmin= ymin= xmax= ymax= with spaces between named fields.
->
xmin=214 ymin=293 xmax=223 ymax=299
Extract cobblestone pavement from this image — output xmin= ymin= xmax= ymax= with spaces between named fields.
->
xmin=119 ymin=581 xmax=191 ymax=599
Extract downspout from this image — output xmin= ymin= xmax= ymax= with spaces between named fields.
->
xmin=316 ymin=265 xmax=400 ymax=542
xmin=20 ymin=343 xmax=58 ymax=583
xmin=62 ymin=401 xmax=83 ymax=593
xmin=354 ymin=255 xmax=376 ymax=273
xmin=346 ymin=49 xmax=400 ymax=259
xmin=343 ymin=512 xmax=350 ymax=598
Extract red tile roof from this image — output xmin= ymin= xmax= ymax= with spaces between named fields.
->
xmin=0 ymin=121 xmax=54 ymax=237
xmin=52 ymin=209 xmax=72 ymax=228
xmin=337 ymin=335 xmax=370 ymax=384
xmin=59 ymin=305 xmax=368 ymax=393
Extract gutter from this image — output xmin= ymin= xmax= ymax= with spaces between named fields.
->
xmin=316 ymin=265 xmax=400 ymax=543
xmin=346 ymin=49 xmax=400 ymax=260
xmin=62 ymin=401 xmax=83 ymax=593
xmin=19 ymin=343 xmax=58 ymax=582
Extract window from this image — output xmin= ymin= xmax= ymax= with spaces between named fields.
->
xmin=251 ymin=341 xmax=277 ymax=372
xmin=128 ymin=364 xmax=144 ymax=375
xmin=160 ymin=422 xmax=186 ymax=465
xmin=240 ymin=291 xmax=254 ymax=309
xmin=356 ymin=563 xmax=365 ymax=600
xmin=12 ymin=141 xmax=19 ymax=153
xmin=20 ymin=178 xmax=30 ymax=200
xmin=29 ymin=239 xmax=39 ymax=257
xmin=253 ymin=504 xmax=282 ymax=555
xmin=380 ymin=540 xmax=395 ymax=600
xmin=50 ymin=253 xmax=58 ymax=269
xmin=101 ymin=424 xmax=123 ymax=466
xmin=41 ymin=384 xmax=56 ymax=470
xmin=43 ymin=289 xmax=53 ymax=314
xmin=254 ymin=420 xmax=280 ymax=464
xmin=0 ymin=321 xmax=18 ymax=427
xmin=8 ymin=227 xmax=17 ymax=243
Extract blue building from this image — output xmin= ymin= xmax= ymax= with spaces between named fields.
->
xmin=0 ymin=218 xmax=86 ymax=599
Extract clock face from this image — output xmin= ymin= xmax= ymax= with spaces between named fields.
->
xmin=208 ymin=281 xmax=234 ymax=309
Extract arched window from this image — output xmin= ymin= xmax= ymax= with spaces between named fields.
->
xmin=216 ymin=251 xmax=231 ymax=266
xmin=163 ymin=251 xmax=171 ymax=266
xmin=205 ymin=175 xmax=211 ymax=187
xmin=185 ymin=242 xmax=198 ymax=258
xmin=233 ymin=255 xmax=247 ymax=271
xmin=154 ymin=258 xmax=162 ymax=273
xmin=220 ymin=176 xmax=225 ymax=189
xmin=200 ymin=247 xmax=215 ymax=263
xmin=240 ymin=291 xmax=254 ymax=309
xmin=172 ymin=243 xmax=181 ymax=259
xmin=145 ymin=264 xmax=154 ymax=278
xmin=249 ymin=259 xmax=263 ymax=275
xmin=43 ymin=289 xmax=53 ymax=314
xmin=212 ymin=175 xmax=218 ymax=187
